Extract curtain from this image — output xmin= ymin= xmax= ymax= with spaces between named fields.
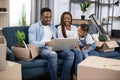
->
xmin=30 ymin=0 xmax=54 ymax=25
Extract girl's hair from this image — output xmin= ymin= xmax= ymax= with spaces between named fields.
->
xmin=80 ymin=24 xmax=89 ymax=32
xmin=60 ymin=12 xmax=72 ymax=38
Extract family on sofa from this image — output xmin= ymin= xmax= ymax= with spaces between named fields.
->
xmin=2 ymin=7 xmax=120 ymax=80
xmin=29 ymin=7 xmax=100 ymax=80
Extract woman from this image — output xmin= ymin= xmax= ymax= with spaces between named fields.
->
xmin=57 ymin=12 xmax=83 ymax=73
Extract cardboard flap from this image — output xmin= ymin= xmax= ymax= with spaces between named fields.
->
xmin=0 ymin=37 xmax=4 ymax=44
xmin=106 ymin=41 xmax=119 ymax=48
xmin=28 ymin=45 xmax=39 ymax=58
xmin=92 ymin=34 xmax=99 ymax=41
xmin=0 ymin=36 xmax=6 ymax=45
xmin=96 ymin=41 xmax=104 ymax=48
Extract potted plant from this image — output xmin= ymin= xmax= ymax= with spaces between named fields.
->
xmin=80 ymin=1 xmax=90 ymax=20
xmin=11 ymin=30 xmax=39 ymax=61
xmin=98 ymin=34 xmax=108 ymax=42
xmin=15 ymin=30 xmax=26 ymax=47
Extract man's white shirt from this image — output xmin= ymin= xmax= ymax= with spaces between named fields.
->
xmin=41 ymin=25 xmax=52 ymax=42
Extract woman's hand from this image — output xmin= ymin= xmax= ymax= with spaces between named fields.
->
xmin=45 ymin=41 xmax=53 ymax=47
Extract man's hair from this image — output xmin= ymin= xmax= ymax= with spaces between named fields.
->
xmin=40 ymin=7 xmax=51 ymax=16
xmin=80 ymin=24 xmax=89 ymax=32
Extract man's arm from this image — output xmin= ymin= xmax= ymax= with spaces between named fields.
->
xmin=29 ymin=24 xmax=45 ymax=47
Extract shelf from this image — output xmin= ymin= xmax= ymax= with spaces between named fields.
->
xmin=0 ymin=12 xmax=9 ymax=14
xmin=108 ymin=16 xmax=120 ymax=20
xmin=70 ymin=0 xmax=97 ymax=4
xmin=70 ymin=1 xmax=113 ymax=5
xmin=0 ymin=0 xmax=9 ymax=35
xmin=72 ymin=19 xmax=92 ymax=25
xmin=97 ymin=3 xmax=113 ymax=6
xmin=102 ymin=23 xmax=112 ymax=25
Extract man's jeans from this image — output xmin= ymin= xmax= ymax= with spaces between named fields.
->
xmin=40 ymin=48 xmax=74 ymax=80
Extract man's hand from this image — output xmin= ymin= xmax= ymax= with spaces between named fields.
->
xmin=45 ymin=41 xmax=53 ymax=47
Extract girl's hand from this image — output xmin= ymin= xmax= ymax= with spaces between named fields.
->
xmin=75 ymin=44 xmax=80 ymax=50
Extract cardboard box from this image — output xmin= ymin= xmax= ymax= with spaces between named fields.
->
xmin=0 ymin=61 xmax=22 ymax=80
xmin=0 ymin=36 xmax=7 ymax=71
xmin=11 ymin=45 xmax=39 ymax=61
xmin=96 ymin=40 xmax=119 ymax=52
xmin=92 ymin=34 xmax=119 ymax=52
xmin=77 ymin=56 xmax=120 ymax=80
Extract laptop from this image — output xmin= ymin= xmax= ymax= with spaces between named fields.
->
xmin=51 ymin=38 xmax=78 ymax=51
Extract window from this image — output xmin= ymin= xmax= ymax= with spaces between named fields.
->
xmin=10 ymin=0 xmax=31 ymax=26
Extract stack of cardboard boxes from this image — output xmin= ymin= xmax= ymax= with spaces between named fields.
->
xmin=0 ymin=36 xmax=22 ymax=80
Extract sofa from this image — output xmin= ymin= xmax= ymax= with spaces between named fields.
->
xmin=3 ymin=26 xmax=63 ymax=80
xmin=3 ymin=25 xmax=120 ymax=80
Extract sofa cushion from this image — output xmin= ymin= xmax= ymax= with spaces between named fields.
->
xmin=7 ymin=47 xmax=15 ymax=61
xmin=98 ymin=51 xmax=120 ymax=58
xmin=2 ymin=26 xmax=29 ymax=49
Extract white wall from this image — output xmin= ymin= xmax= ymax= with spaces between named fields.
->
xmin=9 ymin=0 xmax=120 ymax=29
xmin=71 ymin=3 xmax=95 ymax=19
xmin=54 ymin=0 xmax=120 ymax=30
xmin=112 ymin=5 xmax=120 ymax=29
xmin=54 ymin=0 xmax=95 ymax=25
xmin=54 ymin=0 xmax=70 ymax=25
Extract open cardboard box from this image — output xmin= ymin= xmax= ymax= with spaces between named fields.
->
xmin=77 ymin=56 xmax=120 ymax=80
xmin=92 ymin=34 xmax=119 ymax=52
xmin=0 ymin=61 xmax=22 ymax=80
xmin=11 ymin=45 xmax=39 ymax=61
xmin=96 ymin=40 xmax=119 ymax=52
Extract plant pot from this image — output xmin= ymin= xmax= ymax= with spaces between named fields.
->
xmin=11 ymin=45 xmax=39 ymax=61
xmin=81 ymin=15 xmax=85 ymax=20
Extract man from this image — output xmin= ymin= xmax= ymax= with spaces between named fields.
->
xmin=29 ymin=8 xmax=74 ymax=80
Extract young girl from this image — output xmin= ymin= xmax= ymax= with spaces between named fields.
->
xmin=77 ymin=24 xmax=96 ymax=58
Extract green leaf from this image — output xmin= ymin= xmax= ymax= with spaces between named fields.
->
xmin=80 ymin=1 xmax=90 ymax=14
xmin=15 ymin=30 xmax=26 ymax=47
xmin=99 ymin=34 xmax=108 ymax=42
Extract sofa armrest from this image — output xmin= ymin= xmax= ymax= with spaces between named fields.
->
xmin=7 ymin=47 xmax=15 ymax=61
